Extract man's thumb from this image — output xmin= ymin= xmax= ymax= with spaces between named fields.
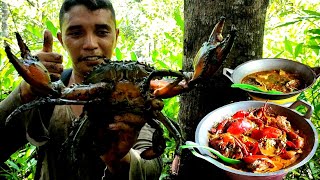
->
xmin=42 ymin=29 xmax=53 ymax=52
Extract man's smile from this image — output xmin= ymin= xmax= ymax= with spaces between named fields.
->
xmin=78 ymin=56 xmax=105 ymax=62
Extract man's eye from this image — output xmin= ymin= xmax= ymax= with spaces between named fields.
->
xmin=68 ymin=31 xmax=82 ymax=37
xmin=96 ymin=30 xmax=109 ymax=36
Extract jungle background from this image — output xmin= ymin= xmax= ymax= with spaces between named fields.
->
xmin=0 ymin=0 xmax=319 ymax=179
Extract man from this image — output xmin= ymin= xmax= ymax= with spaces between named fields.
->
xmin=0 ymin=0 xmax=162 ymax=179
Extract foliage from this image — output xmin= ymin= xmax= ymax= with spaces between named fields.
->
xmin=113 ymin=1 xmax=184 ymax=178
xmin=0 ymin=144 xmax=36 ymax=180
xmin=0 ymin=0 xmax=319 ymax=179
xmin=265 ymin=0 xmax=320 ymax=179
xmin=264 ymin=0 xmax=320 ymax=67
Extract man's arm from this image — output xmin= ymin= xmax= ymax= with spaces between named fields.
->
xmin=100 ymin=123 xmax=162 ymax=180
xmin=0 ymin=30 xmax=63 ymax=162
xmin=0 ymin=85 xmax=28 ymax=162
xmin=130 ymin=123 xmax=163 ymax=179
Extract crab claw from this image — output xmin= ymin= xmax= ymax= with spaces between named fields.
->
xmin=5 ymin=33 xmax=58 ymax=96
xmin=190 ymin=16 xmax=236 ymax=85
xmin=208 ymin=16 xmax=226 ymax=45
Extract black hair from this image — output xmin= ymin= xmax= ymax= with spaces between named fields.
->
xmin=59 ymin=0 xmax=116 ymax=29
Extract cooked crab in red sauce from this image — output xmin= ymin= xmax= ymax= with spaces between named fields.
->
xmin=208 ymin=104 xmax=305 ymax=173
xmin=241 ymin=69 xmax=304 ymax=93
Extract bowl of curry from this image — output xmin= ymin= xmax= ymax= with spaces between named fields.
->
xmin=223 ymin=58 xmax=317 ymax=101
xmin=195 ymin=100 xmax=318 ymax=180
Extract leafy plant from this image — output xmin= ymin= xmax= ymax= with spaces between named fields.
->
xmin=265 ymin=0 xmax=320 ymax=179
xmin=0 ymin=144 xmax=36 ymax=180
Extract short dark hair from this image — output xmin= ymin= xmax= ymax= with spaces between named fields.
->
xmin=59 ymin=0 xmax=116 ymax=29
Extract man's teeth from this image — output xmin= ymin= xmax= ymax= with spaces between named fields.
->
xmin=84 ymin=57 xmax=100 ymax=61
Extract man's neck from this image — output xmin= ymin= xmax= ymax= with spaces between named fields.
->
xmin=68 ymin=71 xmax=84 ymax=86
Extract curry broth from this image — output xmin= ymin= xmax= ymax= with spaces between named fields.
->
xmin=241 ymin=69 xmax=304 ymax=93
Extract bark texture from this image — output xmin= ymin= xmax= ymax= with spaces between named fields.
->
xmin=175 ymin=0 xmax=270 ymax=179
xmin=1 ymin=2 xmax=9 ymax=38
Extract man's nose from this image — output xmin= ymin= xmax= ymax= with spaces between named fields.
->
xmin=83 ymin=34 xmax=98 ymax=50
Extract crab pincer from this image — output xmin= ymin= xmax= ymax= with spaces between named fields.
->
xmin=190 ymin=16 xmax=237 ymax=86
xmin=4 ymin=33 xmax=58 ymax=96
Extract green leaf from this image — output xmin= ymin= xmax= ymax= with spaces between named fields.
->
xmin=274 ymin=51 xmax=284 ymax=58
xmin=151 ymin=51 xmax=159 ymax=62
xmin=306 ymin=45 xmax=320 ymax=50
xmin=26 ymin=146 xmax=35 ymax=157
xmin=307 ymin=28 xmax=320 ymax=35
xmin=306 ymin=39 xmax=320 ymax=54
xmin=115 ymin=47 xmax=122 ymax=60
xmin=154 ymin=59 xmax=170 ymax=69
xmin=310 ymin=36 xmax=320 ymax=40
xmin=275 ymin=20 xmax=301 ymax=28
xmin=173 ymin=7 xmax=184 ymax=32
xmin=6 ymin=160 xmax=20 ymax=171
xmin=3 ymin=78 xmax=11 ymax=88
xmin=302 ymin=10 xmax=320 ymax=17
xmin=4 ymin=66 xmax=15 ymax=77
xmin=25 ymin=24 xmax=42 ymax=39
xmin=45 ymin=20 xmax=58 ymax=37
xmin=164 ymin=32 xmax=176 ymax=44
xmin=294 ymin=43 xmax=303 ymax=58
xmin=284 ymin=37 xmax=293 ymax=55
xmin=130 ymin=52 xmax=137 ymax=60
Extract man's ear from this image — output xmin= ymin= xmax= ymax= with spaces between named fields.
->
xmin=114 ymin=28 xmax=120 ymax=47
xmin=116 ymin=28 xmax=119 ymax=40
xmin=57 ymin=32 xmax=63 ymax=46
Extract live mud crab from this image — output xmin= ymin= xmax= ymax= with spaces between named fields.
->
xmin=5 ymin=17 xmax=236 ymax=175
xmin=209 ymin=104 xmax=305 ymax=173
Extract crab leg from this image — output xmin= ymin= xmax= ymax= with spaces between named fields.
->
xmin=143 ymin=70 xmax=188 ymax=98
xmin=61 ymin=82 xmax=114 ymax=100
xmin=4 ymin=78 xmax=115 ymax=125
xmin=5 ymin=97 xmax=106 ymax=126
xmin=153 ymin=111 xmax=184 ymax=175
xmin=140 ymin=119 xmax=166 ymax=159
xmin=150 ymin=78 xmax=186 ymax=98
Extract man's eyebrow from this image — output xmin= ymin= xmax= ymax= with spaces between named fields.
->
xmin=65 ymin=24 xmax=113 ymax=32
xmin=95 ymin=24 xmax=112 ymax=30
xmin=66 ymin=25 xmax=82 ymax=31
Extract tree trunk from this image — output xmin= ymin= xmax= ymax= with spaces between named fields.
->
xmin=176 ymin=0 xmax=269 ymax=179
xmin=1 ymin=2 xmax=9 ymax=38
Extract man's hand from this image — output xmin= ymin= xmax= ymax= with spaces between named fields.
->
xmin=20 ymin=30 xmax=63 ymax=103
xmin=312 ymin=67 xmax=320 ymax=77
xmin=100 ymin=114 xmax=147 ymax=173
xmin=36 ymin=29 xmax=63 ymax=81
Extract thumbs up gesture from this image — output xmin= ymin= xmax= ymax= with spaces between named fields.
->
xmin=36 ymin=30 xmax=63 ymax=81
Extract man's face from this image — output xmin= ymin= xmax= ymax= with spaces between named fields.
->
xmin=58 ymin=5 xmax=119 ymax=77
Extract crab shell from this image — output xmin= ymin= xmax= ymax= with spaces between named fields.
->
xmin=59 ymin=59 xmax=181 ymax=155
